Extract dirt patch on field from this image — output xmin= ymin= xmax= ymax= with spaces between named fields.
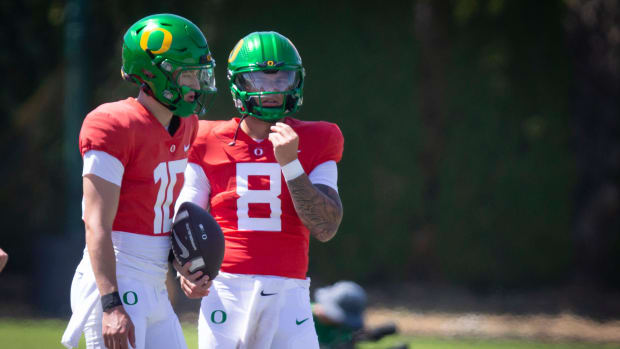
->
xmin=365 ymin=308 xmax=620 ymax=343
xmin=361 ymin=282 xmax=620 ymax=343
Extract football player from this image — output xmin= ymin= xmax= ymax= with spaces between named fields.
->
xmin=312 ymin=281 xmax=367 ymax=348
xmin=175 ymin=31 xmax=344 ymax=348
xmin=61 ymin=14 xmax=216 ymax=349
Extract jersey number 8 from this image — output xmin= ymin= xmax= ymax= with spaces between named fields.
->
xmin=236 ymin=163 xmax=282 ymax=231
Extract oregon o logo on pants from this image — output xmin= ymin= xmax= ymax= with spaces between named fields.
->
xmin=123 ymin=291 xmax=138 ymax=305
xmin=211 ymin=310 xmax=227 ymax=324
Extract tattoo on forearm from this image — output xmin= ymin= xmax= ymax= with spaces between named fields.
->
xmin=286 ymin=176 xmax=343 ymax=242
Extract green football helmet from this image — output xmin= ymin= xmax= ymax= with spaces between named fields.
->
xmin=227 ymin=31 xmax=305 ymax=122
xmin=121 ymin=14 xmax=216 ymax=117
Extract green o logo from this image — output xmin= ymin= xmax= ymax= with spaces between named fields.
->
xmin=211 ymin=310 xmax=227 ymax=324
xmin=123 ymin=291 xmax=138 ymax=305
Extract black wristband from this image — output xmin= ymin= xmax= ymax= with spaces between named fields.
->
xmin=101 ymin=291 xmax=122 ymax=312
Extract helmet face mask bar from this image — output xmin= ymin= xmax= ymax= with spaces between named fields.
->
xmin=157 ymin=59 xmax=217 ymax=116
xmin=121 ymin=14 xmax=217 ymax=117
xmin=227 ymin=32 xmax=305 ymax=122
xmin=232 ymin=69 xmax=302 ymax=120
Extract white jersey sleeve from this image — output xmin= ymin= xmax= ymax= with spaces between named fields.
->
xmin=308 ymin=160 xmax=338 ymax=192
xmin=82 ymin=150 xmax=124 ymax=186
xmin=175 ymin=162 xmax=211 ymax=214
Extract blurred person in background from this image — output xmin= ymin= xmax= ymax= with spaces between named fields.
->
xmin=0 ymin=247 xmax=8 ymax=272
xmin=313 ymin=281 xmax=405 ymax=349
xmin=61 ymin=13 xmax=216 ymax=349
xmin=313 ymin=281 xmax=367 ymax=348
xmin=176 ymin=31 xmax=344 ymax=348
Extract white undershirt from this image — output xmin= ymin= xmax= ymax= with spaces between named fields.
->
xmin=176 ymin=162 xmax=211 ymax=211
xmin=306 ymin=160 xmax=339 ymax=190
xmin=82 ymin=150 xmax=124 ymax=186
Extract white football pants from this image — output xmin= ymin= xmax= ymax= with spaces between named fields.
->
xmin=198 ymin=272 xmax=320 ymax=349
xmin=63 ymin=232 xmax=187 ymax=349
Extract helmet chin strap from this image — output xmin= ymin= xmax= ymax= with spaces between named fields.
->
xmin=228 ymin=114 xmax=248 ymax=146
xmin=140 ymin=84 xmax=177 ymax=112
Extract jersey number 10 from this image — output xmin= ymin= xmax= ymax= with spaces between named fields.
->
xmin=153 ymin=159 xmax=188 ymax=235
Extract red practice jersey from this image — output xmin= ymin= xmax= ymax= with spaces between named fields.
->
xmin=188 ymin=117 xmax=344 ymax=279
xmin=79 ymin=97 xmax=198 ymax=236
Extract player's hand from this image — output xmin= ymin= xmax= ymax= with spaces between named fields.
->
xmin=180 ymin=274 xmax=212 ymax=299
xmin=173 ymin=260 xmax=207 ymax=281
xmin=174 ymin=261 xmax=211 ymax=298
xmin=172 ymin=259 xmax=192 ymax=278
xmin=102 ymin=305 xmax=135 ymax=349
xmin=269 ymin=122 xmax=299 ymax=166
xmin=0 ymin=248 xmax=8 ymax=273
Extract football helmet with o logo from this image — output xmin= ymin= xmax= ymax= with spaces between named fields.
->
xmin=227 ymin=31 xmax=305 ymax=122
xmin=121 ymin=14 xmax=217 ymax=117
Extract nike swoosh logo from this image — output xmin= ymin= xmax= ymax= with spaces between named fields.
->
xmin=296 ymin=318 xmax=309 ymax=325
xmin=184 ymin=144 xmax=190 ymax=152
xmin=173 ymin=232 xmax=190 ymax=258
xmin=260 ymin=290 xmax=277 ymax=296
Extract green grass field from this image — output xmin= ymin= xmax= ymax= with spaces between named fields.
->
xmin=1 ymin=318 xmax=619 ymax=349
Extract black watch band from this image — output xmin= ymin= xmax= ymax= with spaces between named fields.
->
xmin=101 ymin=291 xmax=122 ymax=312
